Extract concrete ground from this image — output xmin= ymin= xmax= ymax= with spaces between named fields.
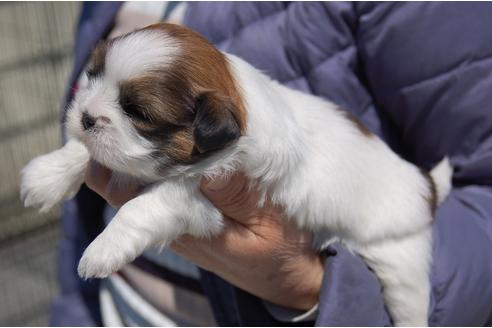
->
xmin=0 ymin=224 xmax=60 ymax=326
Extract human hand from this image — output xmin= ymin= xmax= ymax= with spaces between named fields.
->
xmin=85 ymin=160 xmax=324 ymax=310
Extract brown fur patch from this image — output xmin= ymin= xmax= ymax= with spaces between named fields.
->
xmin=420 ymin=168 xmax=438 ymax=216
xmin=165 ymin=129 xmax=196 ymax=163
xmin=145 ymin=23 xmax=247 ymax=133
xmin=119 ymin=71 xmax=196 ymax=165
xmin=340 ymin=110 xmax=374 ymax=137
xmin=108 ymin=23 xmax=247 ymax=168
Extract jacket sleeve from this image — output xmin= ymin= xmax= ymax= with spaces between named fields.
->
xmin=316 ymin=188 xmax=492 ymax=326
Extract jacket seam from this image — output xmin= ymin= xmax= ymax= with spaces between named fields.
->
xmin=214 ymin=9 xmax=285 ymax=46
xmin=281 ymin=44 xmax=355 ymax=85
xmin=400 ymin=54 xmax=492 ymax=91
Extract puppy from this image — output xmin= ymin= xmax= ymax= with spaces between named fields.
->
xmin=20 ymin=23 xmax=452 ymax=326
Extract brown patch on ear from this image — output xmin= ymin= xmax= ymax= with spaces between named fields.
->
xmin=340 ymin=109 xmax=374 ymax=137
xmin=420 ymin=168 xmax=438 ymax=216
xmin=143 ymin=23 xmax=247 ymax=134
xmin=87 ymin=41 xmax=108 ymax=79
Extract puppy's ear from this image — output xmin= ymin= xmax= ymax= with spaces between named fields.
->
xmin=192 ymin=91 xmax=241 ymax=154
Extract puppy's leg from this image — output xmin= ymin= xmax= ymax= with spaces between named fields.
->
xmin=356 ymin=227 xmax=432 ymax=326
xmin=20 ymin=139 xmax=89 ymax=212
xmin=77 ymin=178 xmax=224 ymax=279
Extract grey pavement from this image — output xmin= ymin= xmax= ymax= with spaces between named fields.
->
xmin=0 ymin=2 xmax=80 ymax=326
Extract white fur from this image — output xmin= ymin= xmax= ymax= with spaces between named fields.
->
xmin=20 ymin=32 xmax=453 ymax=326
xmin=64 ymin=29 xmax=181 ymax=181
xmin=430 ymin=156 xmax=453 ymax=205
xmin=66 ymin=81 xmax=159 ymax=181
xmin=357 ymin=227 xmax=433 ymax=326
xmin=20 ymin=139 xmax=89 ymax=212
xmin=77 ymin=176 xmax=223 ymax=278
xmin=105 ymin=29 xmax=181 ymax=81
xmin=228 ymin=55 xmax=451 ymax=325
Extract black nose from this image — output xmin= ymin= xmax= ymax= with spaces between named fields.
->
xmin=82 ymin=112 xmax=96 ymax=130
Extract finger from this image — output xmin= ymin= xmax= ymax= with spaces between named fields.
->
xmin=85 ymin=160 xmax=141 ymax=207
xmin=105 ymin=179 xmax=142 ymax=208
xmin=85 ymin=160 xmax=112 ymax=196
xmin=200 ymin=173 xmax=262 ymax=223
xmin=170 ymin=217 xmax=258 ymax=264
xmin=200 ymin=174 xmax=231 ymax=196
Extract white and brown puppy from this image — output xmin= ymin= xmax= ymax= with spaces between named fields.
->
xmin=20 ymin=23 xmax=452 ymax=326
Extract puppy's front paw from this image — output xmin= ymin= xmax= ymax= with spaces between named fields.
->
xmin=20 ymin=142 xmax=88 ymax=212
xmin=21 ymin=155 xmax=69 ymax=212
xmin=78 ymin=235 xmax=136 ymax=279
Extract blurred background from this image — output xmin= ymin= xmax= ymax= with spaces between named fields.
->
xmin=0 ymin=2 xmax=81 ymax=325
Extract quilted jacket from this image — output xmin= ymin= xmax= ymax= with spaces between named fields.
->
xmin=52 ymin=2 xmax=492 ymax=326
xmin=183 ymin=2 xmax=492 ymax=326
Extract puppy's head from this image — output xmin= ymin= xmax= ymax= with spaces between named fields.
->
xmin=66 ymin=23 xmax=246 ymax=180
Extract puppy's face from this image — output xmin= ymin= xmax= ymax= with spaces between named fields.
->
xmin=66 ymin=23 xmax=246 ymax=180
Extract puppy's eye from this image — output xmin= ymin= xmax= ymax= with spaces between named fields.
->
xmin=86 ymin=67 xmax=100 ymax=81
xmin=119 ymin=97 xmax=149 ymax=121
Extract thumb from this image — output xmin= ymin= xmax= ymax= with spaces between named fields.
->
xmin=200 ymin=172 xmax=262 ymax=223
xmin=85 ymin=160 xmax=112 ymax=195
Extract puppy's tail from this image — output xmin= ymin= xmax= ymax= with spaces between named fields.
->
xmin=430 ymin=157 xmax=453 ymax=205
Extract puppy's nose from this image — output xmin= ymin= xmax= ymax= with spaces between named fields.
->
xmin=82 ymin=112 xmax=96 ymax=130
